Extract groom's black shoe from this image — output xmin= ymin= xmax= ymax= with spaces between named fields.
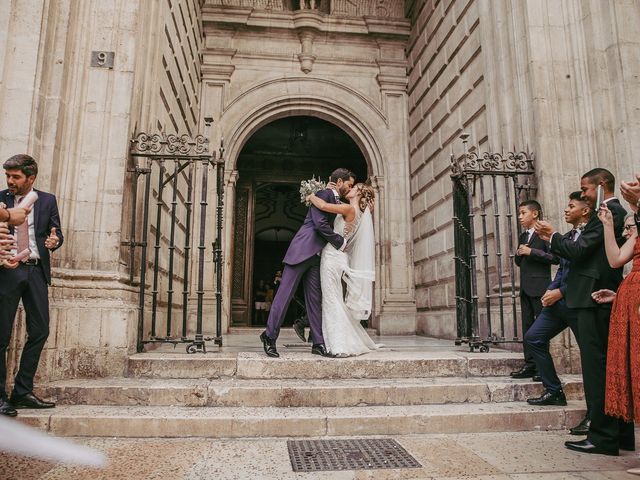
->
xmin=260 ymin=331 xmax=279 ymax=358
xmin=293 ymin=320 xmax=307 ymax=343
xmin=311 ymin=344 xmax=334 ymax=357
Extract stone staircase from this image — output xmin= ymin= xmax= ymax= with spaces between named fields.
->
xmin=18 ymin=337 xmax=587 ymax=438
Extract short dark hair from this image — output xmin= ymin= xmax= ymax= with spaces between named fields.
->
xmin=582 ymin=168 xmax=615 ymax=193
xmin=519 ymin=199 xmax=543 ymax=219
xmin=330 ymin=168 xmax=355 ymax=183
xmin=3 ymin=154 xmax=38 ymax=177
xmin=569 ymin=191 xmax=583 ymax=201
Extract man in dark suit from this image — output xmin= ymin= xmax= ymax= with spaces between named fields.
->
xmin=260 ymin=168 xmax=354 ymax=358
xmin=512 ymin=200 xmax=559 ymax=379
xmin=536 ymin=168 xmax=633 ymax=456
xmin=0 ymin=154 xmax=63 ymax=417
xmin=525 ymin=192 xmax=591 ymax=408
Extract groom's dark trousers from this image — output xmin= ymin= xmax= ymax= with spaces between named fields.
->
xmin=265 ymin=256 xmax=324 ymax=344
xmin=264 ymin=188 xmax=344 ymax=345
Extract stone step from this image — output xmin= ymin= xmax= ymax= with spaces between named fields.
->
xmin=127 ymin=351 xmax=525 ymax=379
xmin=18 ymin=401 xmax=587 ymax=438
xmin=41 ymin=376 xmax=585 ymax=408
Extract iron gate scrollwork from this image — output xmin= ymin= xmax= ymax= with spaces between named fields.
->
xmin=450 ymin=134 xmax=536 ymax=352
xmin=124 ymin=132 xmax=225 ymax=353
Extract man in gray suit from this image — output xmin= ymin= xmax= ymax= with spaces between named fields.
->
xmin=260 ymin=168 xmax=354 ymax=357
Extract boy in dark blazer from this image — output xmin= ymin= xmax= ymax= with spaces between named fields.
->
xmin=512 ymin=200 xmax=559 ymax=379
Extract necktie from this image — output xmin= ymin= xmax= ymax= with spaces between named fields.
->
xmin=14 ymin=195 xmax=29 ymax=257
xmin=16 ymin=216 xmax=29 ymax=255
xmin=570 ymin=229 xmax=577 ymax=241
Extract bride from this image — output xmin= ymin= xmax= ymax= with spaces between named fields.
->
xmin=306 ymin=183 xmax=382 ymax=357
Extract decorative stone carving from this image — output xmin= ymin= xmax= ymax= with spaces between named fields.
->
xmin=207 ymin=0 xmax=284 ymax=10
xmin=297 ymin=30 xmax=316 ymax=74
xmin=205 ymin=0 xmax=404 ymax=18
xmin=331 ymin=0 xmax=404 ymax=18
xmin=298 ymin=0 xmax=321 ymax=10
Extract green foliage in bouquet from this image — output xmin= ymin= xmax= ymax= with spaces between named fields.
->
xmin=299 ymin=176 xmax=327 ymax=206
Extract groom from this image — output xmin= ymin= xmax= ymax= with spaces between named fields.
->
xmin=260 ymin=168 xmax=355 ymax=358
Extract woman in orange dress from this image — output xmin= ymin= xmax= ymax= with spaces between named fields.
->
xmin=595 ymin=180 xmax=639 ymax=474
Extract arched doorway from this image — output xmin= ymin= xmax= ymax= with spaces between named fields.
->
xmin=231 ymin=115 xmax=368 ymax=326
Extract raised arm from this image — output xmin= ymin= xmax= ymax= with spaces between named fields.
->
xmin=307 ymin=193 xmax=354 ymax=218
xmin=310 ymin=190 xmax=344 ymax=250
xmin=598 ymin=205 xmax=636 ymax=268
xmin=528 ymin=242 xmax=560 ymax=265
xmin=550 ymin=219 xmax=602 ymax=262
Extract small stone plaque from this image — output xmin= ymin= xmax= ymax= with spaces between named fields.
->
xmin=287 ymin=438 xmax=422 ymax=472
xmin=91 ymin=51 xmax=115 ymax=69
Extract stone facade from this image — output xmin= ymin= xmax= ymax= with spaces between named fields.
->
xmin=0 ymin=0 xmax=638 ymax=382
xmin=407 ymin=0 xmax=640 ymax=370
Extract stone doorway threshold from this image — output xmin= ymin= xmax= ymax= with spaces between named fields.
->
xmin=142 ymin=328 xmax=500 ymax=355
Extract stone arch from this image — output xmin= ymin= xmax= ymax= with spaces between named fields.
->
xmin=218 ymin=77 xmax=389 ymax=180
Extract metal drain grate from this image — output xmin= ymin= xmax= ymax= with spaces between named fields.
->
xmin=287 ymin=438 xmax=422 ymax=472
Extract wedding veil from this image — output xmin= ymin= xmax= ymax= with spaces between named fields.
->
xmin=343 ymin=207 xmax=375 ymax=320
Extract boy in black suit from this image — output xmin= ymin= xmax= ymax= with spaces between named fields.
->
xmin=512 ymin=200 xmax=559 ymax=379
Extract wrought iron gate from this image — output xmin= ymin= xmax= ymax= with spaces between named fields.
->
xmin=124 ymin=132 xmax=225 ymax=353
xmin=450 ymin=134 xmax=536 ymax=352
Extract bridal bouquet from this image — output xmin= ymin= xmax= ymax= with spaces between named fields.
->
xmin=299 ymin=176 xmax=326 ymax=206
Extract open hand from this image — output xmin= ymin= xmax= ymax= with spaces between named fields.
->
xmin=620 ymin=174 xmax=640 ymax=212
xmin=534 ymin=220 xmax=554 ymax=241
xmin=44 ymin=227 xmax=59 ymax=250
xmin=592 ymin=289 xmax=616 ymax=304
xmin=5 ymin=207 xmax=30 ymax=226
xmin=597 ymin=203 xmax=613 ymax=227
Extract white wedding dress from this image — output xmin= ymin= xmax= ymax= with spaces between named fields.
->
xmin=320 ymin=207 xmax=382 ymax=356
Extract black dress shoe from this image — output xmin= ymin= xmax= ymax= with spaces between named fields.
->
xmin=311 ymin=344 xmax=334 ymax=357
xmin=569 ymin=416 xmax=591 ymax=436
xmin=259 ymin=331 xmax=279 ymax=358
xmin=0 ymin=399 xmax=17 ymax=417
xmin=532 ymin=375 xmax=542 ymax=382
xmin=527 ymin=389 xmax=567 ymax=406
xmin=510 ymin=366 xmax=537 ymax=379
xmin=565 ymin=439 xmax=618 ymax=456
xmin=9 ymin=392 xmax=55 ymax=409
xmin=292 ymin=320 xmax=307 ymax=343
xmin=621 ymin=442 xmax=636 ymax=452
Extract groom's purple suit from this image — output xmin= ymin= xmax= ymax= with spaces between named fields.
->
xmin=265 ymin=188 xmax=344 ymax=344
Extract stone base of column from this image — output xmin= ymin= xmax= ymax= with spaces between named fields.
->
xmin=375 ymin=300 xmax=417 ymax=335
xmin=5 ymin=269 xmax=138 ymax=390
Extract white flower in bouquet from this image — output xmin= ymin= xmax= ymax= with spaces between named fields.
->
xmin=300 ymin=176 xmax=327 ymax=206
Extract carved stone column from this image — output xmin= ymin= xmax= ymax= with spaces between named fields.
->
xmin=2 ymin=0 xmax=144 ymax=382
xmin=374 ymin=54 xmax=417 ymax=334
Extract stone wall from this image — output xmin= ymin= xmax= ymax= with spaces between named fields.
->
xmin=408 ymin=0 xmax=640 ymax=371
xmin=0 ymin=0 xmax=145 ymax=385
xmin=125 ymin=0 xmax=205 ymax=339
xmin=407 ymin=0 xmax=487 ymax=339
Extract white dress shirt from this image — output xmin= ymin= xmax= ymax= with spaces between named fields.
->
xmin=526 ymin=227 xmax=535 ymax=244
